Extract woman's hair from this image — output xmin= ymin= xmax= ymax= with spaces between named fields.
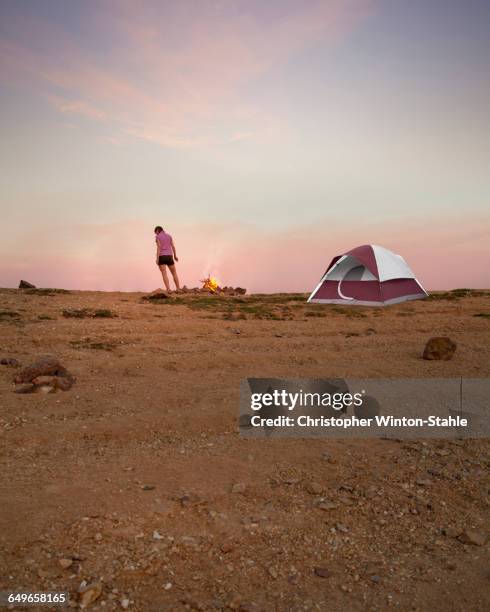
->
xmin=154 ymin=226 xmax=163 ymax=233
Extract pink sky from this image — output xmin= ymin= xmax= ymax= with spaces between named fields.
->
xmin=0 ymin=215 xmax=487 ymax=292
xmin=0 ymin=1 xmax=489 ymax=292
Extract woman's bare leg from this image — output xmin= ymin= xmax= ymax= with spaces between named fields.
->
xmin=158 ymin=265 xmax=171 ymax=291
xmin=168 ymin=264 xmax=181 ymax=290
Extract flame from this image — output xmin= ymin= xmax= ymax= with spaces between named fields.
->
xmin=201 ymin=276 xmax=220 ymax=293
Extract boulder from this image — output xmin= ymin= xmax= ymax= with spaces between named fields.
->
xmin=19 ymin=280 xmax=36 ymax=289
xmin=14 ymin=356 xmax=67 ymax=383
xmin=423 ymin=337 xmax=457 ymax=360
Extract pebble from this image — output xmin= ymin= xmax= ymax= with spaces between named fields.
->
xmin=58 ymin=558 xmax=73 ymax=569
xmin=78 ymin=582 xmax=102 ymax=609
xmin=306 ymin=481 xmax=323 ymax=495
xmin=459 ymin=529 xmax=486 ymax=546
xmin=120 ymin=599 xmax=130 ymax=609
xmin=314 ymin=567 xmax=332 ymax=578
xmin=221 ymin=542 xmax=234 ymax=554
xmin=316 ymin=501 xmax=337 ymax=511
xmin=231 ymin=482 xmax=246 ymax=494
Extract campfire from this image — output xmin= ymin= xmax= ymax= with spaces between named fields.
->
xmin=201 ymin=276 xmax=220 ymax=293
xmin=198 ymin=276 xmax=247 ymax=296
xmin=144 ymin=277 xmax=246 ymax=301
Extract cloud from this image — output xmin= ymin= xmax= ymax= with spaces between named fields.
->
xmin=0 ymin=0 xmax=374 ymax=148
xmin=48 ymin=95 xmax=107 ymax=120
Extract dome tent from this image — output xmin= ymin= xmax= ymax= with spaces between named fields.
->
xmin=308 ymin=244 xmax=427 ymax=306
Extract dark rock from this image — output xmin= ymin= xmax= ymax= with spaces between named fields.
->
xmin=0 ymin=310 xmax=21 ymax=320
xmin=19 ymin=280 xmax=36 ymax=289
xmin=14 ymin=383 xmax=36 ymax=394
xmin=314 ymin=567 xmax=332 ymax=578
xmin=423 ymin=337 xmax=457 ymax=360
xmin=0 ymin=357 xmax=20 ymax=367
xmin=14 ymin=356 xmax=67 ymax=383
xmin=235 ymin=287 xmax=246 ymax=295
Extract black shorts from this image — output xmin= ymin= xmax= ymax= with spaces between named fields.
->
xmin=158 ymin=255 xmax=175 ymax=266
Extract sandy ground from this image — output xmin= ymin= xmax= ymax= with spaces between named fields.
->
xmin=0 ymin=288 xmax=489 ymax=612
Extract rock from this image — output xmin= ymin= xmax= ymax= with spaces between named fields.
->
xmin=231 ymin=482 xmax=246 ymax=494
xmin=163 ymin=583 xmax=172 ymax=590
xmin=14 ymin=356 xmax=68 ymax=383
xmin=370 ymin=575 xmax=382 ymax=583
xmin=14 ymin=383 xmax=36 ymax=394
xmin=306 ymin=482 xmax=323 ymax=495
xmin=94 ymin=532 xmax=103 ymax=542
xmin=315 ymin=500 xmax=337 ymax=511
xmin=141 ymin=484 xmax=156 ymax=491
xmin=0 ymin=357 xmax=20 ymax=367
xmin=314 ymin=567 xmax=332 ymax=578
xmin=78 ymin=582 xmax=102 ymax=609
xmin=19 ymin=280 xmax=36 ymax=289
xmin=179 ymin=492 xmax=206 ymax=507
xmin=58 ymin=558 xmax=73 ymax=569
xmin=335 ymin=523 xmax=349 ymax=533
xmin=152 ymin=530 xmax=164 ymax=540
xmin=415 ymin=478 xmax=432 ymax=487
xmin=13 ymin=356 xmax=75 ymax=393
xmin=443 ymin=526 xmax=462 ymax=538
xmin=423 ymin=337 xmax=457 ymax=361
xmin=120 ymin=599 xmax=130 ymax=609
xmin=235 ymin=287 xmax=246 ymax=295
xmin=221 ymin=542 xmax=234 ymax=554
xmin=181 ymin=535 xmax=199 ymax=548
xmin=268 ymin=566 xmax=278 ymax=579
xmin=459 ymin=529 xmax=486 ymax=546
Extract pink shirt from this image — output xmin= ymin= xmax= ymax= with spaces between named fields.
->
xmin=156 ymin=231 xmax=173 ymax=256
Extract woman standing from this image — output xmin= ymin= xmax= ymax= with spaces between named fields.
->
xmin=154 ymin=226 xmax=181 ymax=291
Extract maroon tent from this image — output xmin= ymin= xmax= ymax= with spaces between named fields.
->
xmin=308 ymin=244 xmax=427 ymax=306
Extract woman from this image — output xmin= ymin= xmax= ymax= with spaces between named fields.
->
xmin=154 ymin=226 xmax=181 ymax=291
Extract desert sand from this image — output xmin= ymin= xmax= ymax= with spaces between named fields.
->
xmin=0 ymin=288 xmax=489 ymax=611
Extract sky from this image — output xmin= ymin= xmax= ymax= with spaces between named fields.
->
xmin=0 ymin=0 xmax=489 ymax=292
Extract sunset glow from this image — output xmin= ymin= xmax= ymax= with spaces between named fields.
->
xmin=1 ymin=0 xmax=489 ymax=291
